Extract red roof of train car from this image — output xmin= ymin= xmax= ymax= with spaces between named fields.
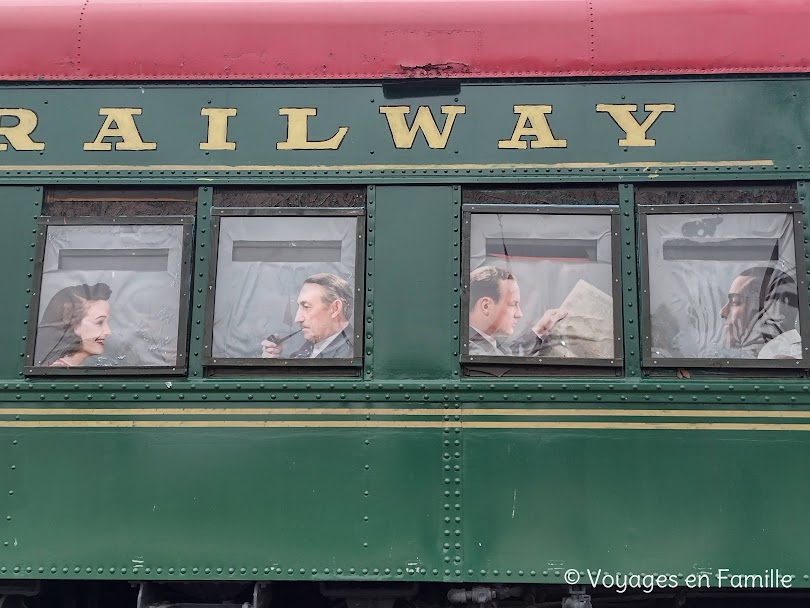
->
xmin=1 ymin=0 xmax=809 ymax=81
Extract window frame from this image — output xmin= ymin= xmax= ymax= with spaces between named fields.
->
xmin=460 ymin=203 xmax=623 ymax=368
xmin=203 ymin=206 xmax=366 ymax=370
xmin=24 ymin=215 xmax=194 ymax=376
xmin=638 ymin=202 xmax=810 ymax=369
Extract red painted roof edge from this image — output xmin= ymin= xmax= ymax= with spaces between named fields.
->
xmin=1 ymin=0 xmax=809 ymax=81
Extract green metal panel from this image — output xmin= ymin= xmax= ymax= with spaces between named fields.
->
xmin=371 ymin=186 xmax=458 ymax=379
xmin=0 ymin=423 xmax=445 ymax=579
xmin=0 ymin=187 xmax=40 ymax=378
xmin=462 ymin=427 xmax=810 ymax=581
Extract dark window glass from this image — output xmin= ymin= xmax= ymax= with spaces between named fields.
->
xmin=43 ymin=187 xmax=196 ymax=217
xmin=212 ymin=187 xmax=365 ymax=208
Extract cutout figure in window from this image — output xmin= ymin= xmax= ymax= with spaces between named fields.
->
xmin=468 ymin=265 xmax=567 ymax=356
xmin=260 ymin=273 xmax=354 ymax=359
xmin=35 ymin=283 xmax=113 ymax=367
xmin=720 ymin=267 xmax=801 ymax=359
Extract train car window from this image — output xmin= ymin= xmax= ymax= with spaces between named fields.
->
xmin=25 ymin=217 xmax=194 ymax=375
xmin=204 ymin=208 xmax=364 ymax=374
xmin=640 ymin=204 xmax=810 ymax=368
xmin=461 ymin=204 xmax=622 ymax=372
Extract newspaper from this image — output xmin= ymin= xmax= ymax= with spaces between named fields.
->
xmin=542 ymin=279 xmax=614 ymax=358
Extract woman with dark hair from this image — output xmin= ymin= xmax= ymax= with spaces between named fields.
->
xmin=35 ymin=283 xmax=112 ymax=367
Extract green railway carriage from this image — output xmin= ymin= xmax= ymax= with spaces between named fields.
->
xmin=1 ymin=0 xmax=810 ymax=606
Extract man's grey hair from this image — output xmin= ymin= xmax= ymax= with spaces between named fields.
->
xmin=304 ymin=273 xmax=353 ymax=318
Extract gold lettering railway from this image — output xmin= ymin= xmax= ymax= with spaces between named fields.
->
xmin=0 ymin=103 xmax=678 ymax=152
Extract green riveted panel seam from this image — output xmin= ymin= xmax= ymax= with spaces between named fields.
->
xmin=362 ymin=179 xmax=375 ymax=575
xmin=188 ymin=187 xmax=212 ymax=378
xmin=364 ymin=185 xmax=375 ymax=379
xmin=452 ymin=186 xmax=461 ymax=378
xmin=0 ymin=167 xmax=802 ymax=186
xmin=444 ymin=412 xmax=463 ymax=580
xmin=362 ymin=186 xmax=376 ymax=574
xmin=446 ymin=184 xmax=463 ymax=579
xmin=799 ymin=181 xmax=810 ymax=364
xmin=451 ymin=185 xmax=462 ymax=376
xmin=620 ymin=184 xmax=641 ymax=378
xmin=1 ymin=435 xmax=20 ymax=575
